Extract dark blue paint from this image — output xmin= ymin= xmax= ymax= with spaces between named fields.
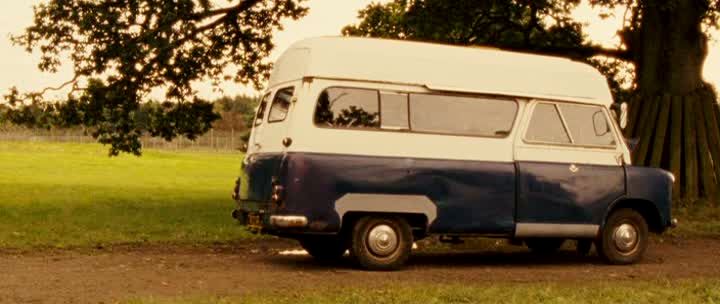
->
xmin=239 ymin=152 xmax=516 ymax=234
xmin=235 ymin=152 xmax=672 ymax=236
xmin=623 ymin=166 xmax=673 ymax=227
xmin=238 ymin=153 xmax=284 ymax=204
xmin=516 ymin=161 xmax=625 ymax=225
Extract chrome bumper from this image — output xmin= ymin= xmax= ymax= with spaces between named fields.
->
xmin=270 ymin=215 xmax=308 ymax=228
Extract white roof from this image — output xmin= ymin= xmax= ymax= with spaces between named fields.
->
xmin=269 ymin=37 xmax=614 ymax=107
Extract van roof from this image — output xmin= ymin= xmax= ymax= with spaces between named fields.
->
xmin=268 ymin=37 xmax=614 ymax=107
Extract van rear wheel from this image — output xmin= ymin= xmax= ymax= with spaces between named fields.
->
xmin=350 ymin=216 xmax=412 ymax=271
xmin=299 ymin=237 xmax=347 ymax=261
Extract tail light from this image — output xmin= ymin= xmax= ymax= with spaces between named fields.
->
xmin=232 ymin=178 xmax=241 ymax=200
xmin=271 ymin=184 xmax=285 ymax=205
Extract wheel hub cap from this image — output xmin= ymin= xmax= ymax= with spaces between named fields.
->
xmin=367 ymin=224 xmax=398 ymax=257
xmin=613 ymin=223 xmax=638 ymax=253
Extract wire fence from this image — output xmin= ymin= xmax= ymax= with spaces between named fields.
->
xmin=0 ymin=127 xmax=246 ymax=153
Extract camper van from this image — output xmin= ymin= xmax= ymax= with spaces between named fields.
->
xmin=231 ymin=37 xmax=676 ymax=270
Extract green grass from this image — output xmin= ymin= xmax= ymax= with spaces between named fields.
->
xmin=0 ymin=141 xmax=253 ymax=249
xmin=671 ymin=205 xmax=720 ymax=237
xmin=127 ymin=279 xmax=720 ymax=304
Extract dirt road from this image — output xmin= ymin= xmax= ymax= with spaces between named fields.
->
xmin=1 ymin=237 xmax=719 ymax=304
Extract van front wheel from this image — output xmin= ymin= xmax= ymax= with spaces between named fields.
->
xmin=596 ymin=208 xmax=649 ymax=265
xmin=351 ymin=216 xmax=412 ymax=271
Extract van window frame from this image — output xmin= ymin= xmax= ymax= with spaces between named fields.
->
xmin=522 ymin=100 xmax=619 ymax=150
xmin=311 ymin=86 xmax=520 ymax=139
xmin=408 ymin=92 xmax=519 ymax=139
xmin=254 ymin=92 xmax=272 ymax=127
xmin=379 ymin=91 xmax=411 ymax=131
xmin=267 ymin=86 xmax=295 ymax=124
xmin=312 ymin=86 xmax=383 ymax=131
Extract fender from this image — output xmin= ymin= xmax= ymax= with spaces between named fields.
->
xmin=605 ymin=166 xmax=673 ymax=230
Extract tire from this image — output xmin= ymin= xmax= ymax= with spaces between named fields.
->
xmin=525 ymin=238 xmax=565 ymax=254
xmin=350 ymin=216 xmax=413 ymax=271
xmin=577 ymin=239 xmax=593 ymax=256
xmin=299 ymin=236 xmax=348 ymax=261
xmin=596 ymin=208 xmax=649 ymax=265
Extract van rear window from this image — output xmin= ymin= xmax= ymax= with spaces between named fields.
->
xmin=410 ymin=94 xmax=518 ymax=137
xmin=268 ymin=87 xmax=294 ymax=123
xmin=314 ymin=88 xmax=518 ymax=137
xmin=314 ymin=88 xmax=380 ymax=129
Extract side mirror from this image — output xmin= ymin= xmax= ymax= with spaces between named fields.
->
xmin=611 ymin=102 xmax=629 ymax=129
xmin=593 ymin=111 xmax=610 ymax=136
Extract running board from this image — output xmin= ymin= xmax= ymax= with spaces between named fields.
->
xmin=514 ymin=223 xmax=599 ymax=238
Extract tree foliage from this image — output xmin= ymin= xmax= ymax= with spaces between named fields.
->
xmin=343 ymin=0 xmax=718 ymax=102
xmin=3 ymin=0 xmax=307 ymax=155
xmin=345 ymin=0 xmax=720 ymax=201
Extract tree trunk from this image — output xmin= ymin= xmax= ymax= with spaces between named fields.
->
xmin=626 ymin=0 xmax=718 ymax=203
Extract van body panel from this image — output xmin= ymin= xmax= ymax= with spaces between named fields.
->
xmin=516 ymin=161 xmax=625 ymax=225
xmin=286 ymin=78 xmax=519 ymax=163
xmin=239 ymin=153 xmax=284 ymax=203
xmin=257 ymin=152 xmax=517 ymax=235
xmin=271 ymin=37 xmax=614 ymax=107
xmin=624 ymin=166 xmax=673 ymax=228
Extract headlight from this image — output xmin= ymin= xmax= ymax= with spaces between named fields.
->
xmin=666 ymin=172 xmax=676 ymax=183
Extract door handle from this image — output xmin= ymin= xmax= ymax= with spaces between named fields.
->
xmin=569 ymin=164 xmax=579 ymax=173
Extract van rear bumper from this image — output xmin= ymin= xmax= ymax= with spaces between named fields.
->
xmin=232 ymin=205 xmax=314 ymax=235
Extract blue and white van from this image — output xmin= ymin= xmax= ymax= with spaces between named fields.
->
xmin=231 ymin=37 xmax=676 ymax=270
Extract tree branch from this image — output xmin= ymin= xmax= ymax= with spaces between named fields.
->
xmin=36 ymin=75 xmax=80 ymax=96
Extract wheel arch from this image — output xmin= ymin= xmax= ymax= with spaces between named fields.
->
xmin=334 ymin=193 xmax=437 ymax=237
xmin=341 ymin=211 xmax=429 ymax=239
xmin=605 ymin=198 xmax=665 ymax=233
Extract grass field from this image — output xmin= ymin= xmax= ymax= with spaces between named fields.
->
xmin=128 ymin=279 xmax=720 ymax=304
xmin=0 ymin=141 xmax=253 ymax=249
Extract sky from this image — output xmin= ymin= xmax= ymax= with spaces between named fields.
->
xmin=1 ymin=0 xmax=719 ymax=101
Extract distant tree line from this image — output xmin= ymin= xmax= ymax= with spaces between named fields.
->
xmin=1 ymin=94 xmax=260 ymax=144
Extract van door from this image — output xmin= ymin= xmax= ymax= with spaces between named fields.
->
xmin=247 ymin=92 xmax=272 ymax=154
xmin=260 ymin=86 xmax=295 ymax=152
xmin=240 ymin=87 xmax=295 ymax=204
xmin=514 ymin=101 xmax=625 ymax=232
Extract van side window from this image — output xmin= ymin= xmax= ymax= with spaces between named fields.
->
xmin=380 ymin=92 xmax=409 ymax=130
xmin=559 ymin=104 xmax=616 ymax=147
xmin=526 ymin=103 xmax=571 ymax=144
xmin=409 ymin=94 xmax=517 ymax=137
xmin=268 ymin=87 xmax=294 ymax=123
xmin=314 ymin=88 xmax=380 ymax=129
xmin=254 ymin=93 xmax=272 ymax=126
